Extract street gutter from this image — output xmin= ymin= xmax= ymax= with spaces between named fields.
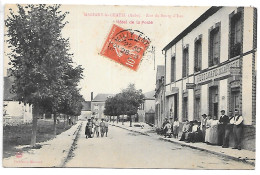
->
xmin=60 ymin=122 xmax=83 ymax=167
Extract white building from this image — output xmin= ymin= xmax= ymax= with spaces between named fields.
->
xmin=162 ymin=7 xmax=256 ymax=151
xmin=137 ymin=91 xmax=155 ymax=123
xmin=3 ymin=76 xmax=33 ymax=125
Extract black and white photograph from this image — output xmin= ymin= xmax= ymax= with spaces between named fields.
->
xmin=0 ymin=0 xmax=258 ymax=170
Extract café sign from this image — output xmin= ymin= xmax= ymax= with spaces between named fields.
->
xmin=195 ymin=59 xmax=240 ymax=84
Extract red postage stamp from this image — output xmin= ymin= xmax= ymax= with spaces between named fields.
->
xmin=100 ymin=24 xmax=151 ymax=71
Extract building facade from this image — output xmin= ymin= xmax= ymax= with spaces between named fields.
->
xmin=137 ymin=91 xmax=155 ymax=123
xmin=91 ymin=94 xmax=114 ymax=119
xmin=162 ymin=7 xmax=256 ymax=151
xmin=155 ymin=65 xmax=165 ymax=128
xmin=3 ymin=76 xmax=33 ymax=125
xmin=80 ymin=100 xmax=91 ymax=120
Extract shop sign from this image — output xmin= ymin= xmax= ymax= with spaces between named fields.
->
xmin=186 ymin=83 xmax=195 ymax=89
xmin=195 ymin=59 xmax=240 ymax=84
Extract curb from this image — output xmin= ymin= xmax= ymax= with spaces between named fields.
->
xmin=159 ymin=137 xmax=255 ymax=166
xmin=60 ymin=122 xmax=83 ymax=167
xmin=111 ymin=124 xmax=255 ymax=166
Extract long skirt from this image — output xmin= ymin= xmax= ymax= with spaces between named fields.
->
xmin=205 ymin=128 xmax=210 ymax=142
xmin=209 ymin=125 xmax=218 ymax=145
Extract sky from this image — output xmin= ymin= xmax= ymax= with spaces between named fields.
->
xmin=4 ymin=5 xmax=209 ymax=101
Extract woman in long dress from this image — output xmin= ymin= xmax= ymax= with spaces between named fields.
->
xmin=205 ymin=115 xmax=212 ymax=143
xmin=209 ymin=116 xmax=219 ymax=145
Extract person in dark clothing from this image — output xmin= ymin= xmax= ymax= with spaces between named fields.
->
xmin=222 ymin=111 xmax=234 ymax=148
xmin=85 ymin=118 xmax=93 ymax=138
xmin=232 ymin=109 xmax=244 ymax=150
xmin=218 ymin=110 xmax=229 ymax=146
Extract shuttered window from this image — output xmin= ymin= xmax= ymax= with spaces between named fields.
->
xmin=194 ymin=39 xmax=202 ymax=72
xmin=182 ymin=48 xmax=189 ymax=78
xmin=171 ymin=56 xmax=176 ymax=82
xmin=230 ymin=12 xmax=242 ymax=58
xmin=209 ymin=27 xmax=220 ymax=67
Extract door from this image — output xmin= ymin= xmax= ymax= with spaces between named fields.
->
xmin=183 ymin=97 xmax=188 ymax=121
xmin=194 ymin=97 xmax=201 ymax=121
xmin=209 ymin=86 xmax=219 ymax=118
xmin=231 ymin=90 xmax=240 ymax=115
xmin=174 ymin=94 xmax=178 ymax=120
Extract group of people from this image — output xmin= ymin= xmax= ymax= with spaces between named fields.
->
xmin=85 ymin=117 xmax=109 ymax=138
xmin=162 ymin=118 xmax=180 ymax=138
xmin=162 ymin=109 xmax=244 ymax=150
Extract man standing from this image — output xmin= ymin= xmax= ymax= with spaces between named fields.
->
xmin=100 ymin=118 xmax=106 ymax=137
xmin=233 ymin=109 xmax=244 ymax=150
xmin=222 ymin=111 xmax=234 ymax=148
xmin=93 ymin=117 xmax=100 ymax=137
xmin=218 ymin=110 xmax=229 ymax=146
xmin=200 ymin=114 xmax=207 ymax=142
xmin=105 ymin=118 xmax=109 ymax=137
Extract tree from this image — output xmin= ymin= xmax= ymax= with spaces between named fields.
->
xmin=121 ymin=84 xmax=145 ymax=127
xmin=104 ymin=84 xmax=144 ymax=127
xmin=5 ymin=4 xmax=83 ymax=146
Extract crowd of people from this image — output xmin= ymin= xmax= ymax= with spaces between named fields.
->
xmin=85 ymin=117 xmax=109 ymax=138
xmin=162 ymin=109 xmax=244 ymax=150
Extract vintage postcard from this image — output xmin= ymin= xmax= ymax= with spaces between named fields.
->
xmin=2 ymin=3 xmax=257 ymax=169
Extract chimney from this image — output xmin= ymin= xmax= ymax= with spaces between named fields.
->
xmin=91 ymin=92 xmax=93 ymax=101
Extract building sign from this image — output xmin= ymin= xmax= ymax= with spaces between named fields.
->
xmin=195 ymin=59 xmax=240 ymax=84
xmin=186 ymin=83 xmax=195 ymax=89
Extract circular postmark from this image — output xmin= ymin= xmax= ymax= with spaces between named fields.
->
xmin=100 ymin=24 xmax=151 ymax=71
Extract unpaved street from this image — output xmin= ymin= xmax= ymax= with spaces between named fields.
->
xmin=65 ymin=122 xmax=254 ymax=169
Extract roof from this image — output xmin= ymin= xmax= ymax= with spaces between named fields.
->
xmin=162 ymin=6 xmax=222 ymax=51
xmin=156 ymin=65 xmax=165 ymax=81
xmin=81 ymin=101 xmax=91 ymax=111
xmin=4 ymin=76 xmax=16 ymax=101
xmin=144 ymin=91 xmax=155 ymax=100
xmin=92 ymin=94 xmax=114 ymax=102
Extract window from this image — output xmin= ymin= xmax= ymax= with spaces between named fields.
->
xmin=183 ymin=97 xmax=188 ymax=121
xmin=230 ymin=12 xmax=242 ymax=58
xmin=209 ymin=26 xmax=220 ymax=67
xmin=182 ymin=48 xmax=189 ymax=78
xmin=171 ymin=56 xmax=176 ymax=82
xmin=194 ymin=39 xmax=202 ymax=72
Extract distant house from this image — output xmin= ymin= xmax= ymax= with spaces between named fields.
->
xmin=155 ymin=65 xmax=165 ymax=128
xmin=91 ymin=94 xmax=114 ymax=119
xmin=3 ymin=76 xmax=33 ymax=126
xmin=137 ymin=91 xmax=155 ymax=124
xmin=80 ymin=100 xmax=91 ymax=120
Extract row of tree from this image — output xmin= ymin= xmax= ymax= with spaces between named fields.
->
xmin=104 ymin=84 xmax=145 ymax=127
xmin=5 ymin=4 xmax=84 ymax=146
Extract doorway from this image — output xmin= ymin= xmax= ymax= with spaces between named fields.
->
xmin=194 ymin=97 xmax=201 ymax=121
xmin=231 ymin=89 xmax=240 ymax=115
xmin=209 ymin=86 xmax=219 ymax=118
